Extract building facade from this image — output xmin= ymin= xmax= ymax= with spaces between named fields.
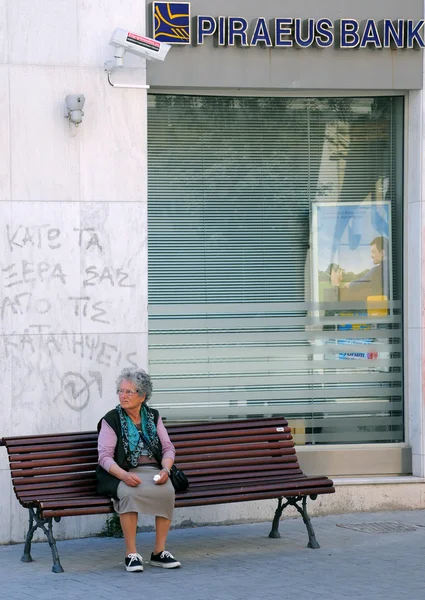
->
xmin=0 ymin=0 xmax=425 ymax=544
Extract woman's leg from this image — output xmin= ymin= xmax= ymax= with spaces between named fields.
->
xmin=154 ymin=516 xmax=172 ymax=554
xmin=120 ymin=512 xmax=138 ymax=555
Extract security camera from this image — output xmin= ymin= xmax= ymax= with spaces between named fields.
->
xmin=65 ymin=94 xmax=85 ymax=126
xmin=105 ymin=28 xmax=170 ymax=72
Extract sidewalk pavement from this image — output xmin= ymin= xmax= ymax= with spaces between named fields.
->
xmin=1 ymin=509 xmax=425 ymax=600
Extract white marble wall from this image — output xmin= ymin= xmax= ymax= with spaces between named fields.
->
xmin=0 ymin=0 xmax=149 ymax=543
xmin=406 ymin=89 xmax=425 ymax=478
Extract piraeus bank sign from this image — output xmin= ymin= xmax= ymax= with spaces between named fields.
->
xmin=152 ymin=1 xmax=425 ymax=48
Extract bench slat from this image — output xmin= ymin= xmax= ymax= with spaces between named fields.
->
xmin=8 ymin=449 xmax=99 ymax=461
xmin=184 ymin=461 xmax=302 ymax=474
xmin=39 ymin=497 xmax=113 ymax=509
xmin=167 ymin=440 xmax=294 ymax=456
xmin=14 ymin=478 xmax=98 ymax=492
xmin=166 ymin=418 xmax=289 ymax=435
xmin=12 ymin=472 xmax=95 ymax=487
xmin=42 ymin=506 xmax=113 ymax=518
xmin=175 ymin=486 xmax=336 ymax=508
xmin=3 ymin=433 xmax=97 ymax=446
xmin=175 ymin=477 xmax=333 ymax=497
xmin=19 ymin=481 xmax=96 ymax=499
xmin=6 ymin=441 xmax=98 ymax=453
xmin=187 ymin=467 xmax=304 ymax=480
xmin=172 ymin=433 xmax=293 ymax=445
xmin=10 ymin=455 xmax=98 ymax=470
xmin=187 ymin=473 xmax=308 ymax=487
xmin=170 ymin=428 xmax=292 ymax=443
xmin=178 ymin=456 xmax=299 ymax=470
xmin=11 ymin=464 xmax=97 ymax=478
xmin=174 ymin=448 xmax=297 ymax=464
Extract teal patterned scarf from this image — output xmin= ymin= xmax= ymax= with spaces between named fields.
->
xmin=116 ymin=404 xmax=159 ymax=467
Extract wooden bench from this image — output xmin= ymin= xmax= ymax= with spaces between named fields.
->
xmin=1 ymin=417 xmax=335 ymax=572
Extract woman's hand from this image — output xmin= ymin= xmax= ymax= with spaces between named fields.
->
xmin=154 ymin=469 xmax=169 ymax=485
xmin=122 ymin=472 xmax=142 ymax=487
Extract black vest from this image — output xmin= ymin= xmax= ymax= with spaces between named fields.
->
xmin=96 ymin=407 xmax=160 ymax=500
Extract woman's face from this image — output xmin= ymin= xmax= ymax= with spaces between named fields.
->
xmin=117 ymin=378 xmax=145 ymax=412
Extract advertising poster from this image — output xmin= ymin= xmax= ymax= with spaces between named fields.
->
xmin=312 ymin=200 xmax=392 ymax=306
xmin=311 ymin=201 xmax=392 ymax=363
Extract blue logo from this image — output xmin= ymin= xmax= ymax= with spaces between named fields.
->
xmin=153 ymin=2 xmax=191 ymax=44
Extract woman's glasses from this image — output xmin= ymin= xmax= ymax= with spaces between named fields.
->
xmin=116 ymin=389 xmax=138 ymax=396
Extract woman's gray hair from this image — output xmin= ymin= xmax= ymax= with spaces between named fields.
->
xmin=116 ymin=367 xmax=153 ymax=401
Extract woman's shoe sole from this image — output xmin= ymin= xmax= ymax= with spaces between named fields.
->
xmin=150 ymin=561 xmax=181 ymax=569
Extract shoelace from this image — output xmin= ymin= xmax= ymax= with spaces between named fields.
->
xmin=127 ymin=553 xmax=143 ymax=566
xmin=160 ymin=551 xmax=174 ymax=559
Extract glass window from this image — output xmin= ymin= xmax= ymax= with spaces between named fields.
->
xmin=147 ymin=95 xmax=403 ymax=446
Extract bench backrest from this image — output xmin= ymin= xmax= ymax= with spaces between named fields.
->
xmin=1 ymin=417 xmax=319 ymax=511
xmin=1 ymin=432 xmax=101 ymax=509
xmin=169 ymin=417 xmax=301 ymax=482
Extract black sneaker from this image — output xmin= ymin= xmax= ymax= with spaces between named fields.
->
xmin=125 ymin=553 xmax=144 ymax=572
xmin=150 ymin=550 xmax=181 ymax=569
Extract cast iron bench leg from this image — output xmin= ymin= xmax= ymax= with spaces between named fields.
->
xmin=269 ymin=496 xmax=320 ymax=548
xmin=21 ymin=508 xmax=64 ymax=573
xmin=21 ymin=508 xmax=37 ymax=563
xmin=269 ymin=497 xmax=290 ymax=538
xmin=291 ymin=496 xmax=320 ymax=549
xmin=46 ymin=518 xmax=64 ymax=573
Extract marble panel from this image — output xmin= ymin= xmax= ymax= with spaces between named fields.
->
xmin=407 ymin=90 xmax=423 ymax=204
xmin=0 ymin=343 xmax=12 ymax=436
xmin=78 ymin=0 xmax=145 ymax=68
xmin=0 ymin=201 xmax=81 ymax=335
xmin=79 ymin=68 xmax=147 ymax=202
xmin=412 ymin=452 xmax=425 ymax=480
xmin=406 ymin=326 xmax=424 ymax=476
xmin=78 ymin=202 xmax=148 ymax=334
xmin=422 ymin=202 xmax=425 ymax=324
xmin=79 ymin=332 xmax=149 ymax=431
xmin=9 ymin=65 xmax=80 ymax=201
xmin=0 ymin=66 xmax=10 ymax=200
xmin=0 ymin=1 xmax=7 ymax=64
xmin=0 ymin=448 xmax=9 ymax=471
xmin=8 ymin=0 xmax=78 ymax=65
xmin=0 ymin=470 xmax=12 ymax=544
xmin=1 ymin=332 xmax=148 ymax=437
xmin=3 ymin=334 xmax=82 ymax=436
xmin=406 ymin=201 xmax=422 ymax=330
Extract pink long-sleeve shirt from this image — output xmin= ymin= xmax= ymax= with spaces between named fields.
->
xmin=98 ymin=416 xmax=175 ymax=473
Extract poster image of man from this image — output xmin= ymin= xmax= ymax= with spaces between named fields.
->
xmin=331 ymin=236 xmax=389 ymax=301
xmin=312 ymin=202 xmax=391 ymax=305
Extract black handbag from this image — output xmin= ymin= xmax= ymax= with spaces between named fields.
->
xmin=169 ymin=464 xmax=189 ymax=493
xmin=141 ymin=433 xmax=189 ymax=493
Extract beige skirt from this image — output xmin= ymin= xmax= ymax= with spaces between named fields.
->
xmin=113 ymin=465 xmax=175 ymax=521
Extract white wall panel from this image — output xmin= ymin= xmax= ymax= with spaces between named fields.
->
xmin=78 ymin=0 xmax=145 ymax=68
xmin=0 ymin=0 xmax=7 ymax=64
xmin=9 ymin=65 xmax=80 ymax=201
xmin=0 ymin=470 xmax=12 ymax=544
xmin=0 ymin=66 xmax=10 ymax=200
xmin=0 ymin=201 xmax=81 ymax=334
xmin=79 ymin=68 xmax=147 ymax=202
xmin=79 ymin=202 xmax=147 ymax=332
xmin=8 ymin=0 xmax=78 ymax=66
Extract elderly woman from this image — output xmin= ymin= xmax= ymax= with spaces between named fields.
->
xmin=96 ymin=367 xmax=180 ymax=572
